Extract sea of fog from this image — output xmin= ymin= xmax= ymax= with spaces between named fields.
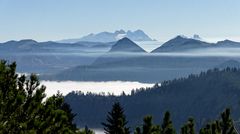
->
xmin=41 ymin=81 xmax=153 ymax=134
xmin=41 ymin=81 xmax=154 ymax=97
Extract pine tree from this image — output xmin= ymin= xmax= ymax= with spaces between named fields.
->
xmin=161 ymin=111 xmax=176 ymax=134
xmin=0 ymin=60 xmax=79 ymax=133
xmin=181 ymin=118 xmax=195 ymax=134
xmin=211 ymin=121 xmax=221 ymax=134
xmin=220 ymin=109 xmax=236 ymax=134
xmin=143 ymin=116 xmax=155 ymax=134
xmin=102 ymin=102 xmax=130 ymax=134
xmin=134 ymin=127 xmax=141 ymax=134
xmin=134 ymin=115 xmax=161 ymax=134
xmin=199 ymin=109 xmax=237 ymax=134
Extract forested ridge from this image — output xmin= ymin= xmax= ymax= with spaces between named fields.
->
xmin=65 ymin=68 xmax=240 ymax=131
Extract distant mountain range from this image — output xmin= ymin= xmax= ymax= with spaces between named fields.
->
xmin=0 ymin=39 xmax=114 ymax=52
xmin=0 ymin=39 xmax=114 ymax=74
xmin=2 ymin=35 xmax=240 ymax=78
xmin=43 ymin=36 xmax=240 ymax=83
xmin=2 ymin=35 xmax=240 ymax=54
xmin=58 ymin=29 xmax=154 ymax=43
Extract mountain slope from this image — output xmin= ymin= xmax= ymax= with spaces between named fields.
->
xmin=151 ymin=36 xmax=211 ymax=52
xmin=109 ymin=37 xmax=146 ymax=53
xmin=65 ymin=68 xmax=240 ymax=129
xmin=151 ymin=36 xmax=240 ymax=53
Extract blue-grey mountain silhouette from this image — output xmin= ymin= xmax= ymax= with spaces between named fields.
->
xmin=109 ymin=37 xmax=146 ymax=53
xmin=151 ymin=35 xmax=211 ymax=52
xmin=58 ymin=29 xmax=153 ymax=43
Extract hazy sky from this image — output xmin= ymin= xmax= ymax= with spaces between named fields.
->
xmin=0 ymin=0 xmax=240 ymax=42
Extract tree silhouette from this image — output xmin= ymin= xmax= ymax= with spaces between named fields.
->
xmin=0 ymin=60 xmax=79 ymax=133
xmin=102 ymin=102 xmax=130 ymax=134
xmin=134 ymin=115 xmax=161 ymax=134
xmin=161 ymin=111 xmax=176 ymax=134
xmin=199 ymin=109 xmax=236 ymax=134
xmin=181 ymin=118 xmax=195 ymax=134
xmin=221 ymin=109 xmax=236 ymax=134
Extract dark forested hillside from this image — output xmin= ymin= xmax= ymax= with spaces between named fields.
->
xmin=65 ymin=68 xmax=240 ymax=130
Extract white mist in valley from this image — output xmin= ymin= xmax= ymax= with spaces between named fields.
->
xmin=41 ymin=81 xmax=154 ymax=97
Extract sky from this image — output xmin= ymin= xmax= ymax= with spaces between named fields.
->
xmin=0 ymin=0 xmax=240 ymax=43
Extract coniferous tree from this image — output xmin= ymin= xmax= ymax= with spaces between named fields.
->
xmin=211 ymin=121 xmax=221 ymax=134
xmin=134 ymin=115 xmax=161 ymax=134
xmin=202 ymin=124 xmax=212 ymax=134
xmin=161 ymin=111 xmax=176 ymax=134
xmin=134 ymin=127 xmax=141 ymax=134
xmin=199 ymin=109 xmax=237 ymax=134
xmin=0 ymin=60 xmax=79 ymax=133
xmin=143 ymin=116 xmax=154 ymax=134
xmin=220 ymin=109 xmax=236 ymax=134
xmin=181 ymin=118 xmax=195 ymax=134
xmin=102 ymin=102 xmax=130 ymax=134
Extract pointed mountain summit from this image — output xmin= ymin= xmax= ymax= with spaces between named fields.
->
xmin=151 ymin=35 xmax=210 ymax=52
xmin=109 ymin=37 xmax=146 ymax=53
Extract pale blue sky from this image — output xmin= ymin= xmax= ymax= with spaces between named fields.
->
xmin=0 ymin=0 xmax=240 ymax=42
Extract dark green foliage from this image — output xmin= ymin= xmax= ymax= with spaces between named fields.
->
xmin=161 ymin=111 xmax=176 ymax=134
xmin=133 ymin=108 xmax=236 ymax=134
xmin=199 ymin=121 xmax=221 ymax=134
xmin=221 ymin=109 xmax=236 ymax=134
xmin=134 ymin=111 xmax=176 ymax=134
xmin=181 ymin=118 xmax=195 ymax=134
xmin=199 ymin=109 xmax=237 ymax=134
xmin=0 ymin=60 xmax=79 ymax=133
xmin=102 ymin=102 xmax=130 ymax=134
xmin=65 ymin=68 xmax=240 ymax=129
xmin=134 ymin=115 xmax=161 ymax=134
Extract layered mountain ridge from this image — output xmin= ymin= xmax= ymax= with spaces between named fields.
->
xmin=151 ymin=35 xmax=240 ymax=53
xmin=58 ymin=29 xmax=154 ymax=43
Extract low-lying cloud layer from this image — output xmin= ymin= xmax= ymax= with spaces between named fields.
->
xmin=41 ymin=81 xmax=154 ymax=97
